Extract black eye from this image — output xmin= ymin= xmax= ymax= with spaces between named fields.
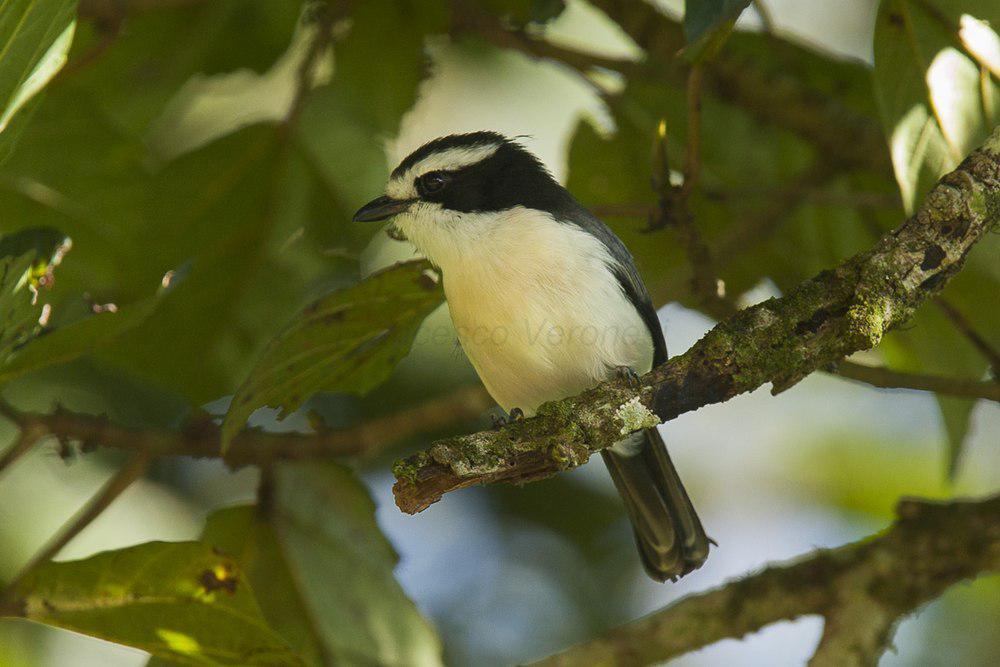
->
xmin=417 ymin=171 xmax=448 ymax=196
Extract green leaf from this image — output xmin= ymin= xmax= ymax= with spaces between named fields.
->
xmin=1 ymin=98 xmax=344 ymax=403
xmin=0 ymin=0 xmax=77 ymax=155
xmin=330 ymin=0 xmax=445 ymax=136
xmin=221 ymin=260 xmax=443 ymax=451
xmin=0 ymin=227 xmax=69 ymax=366
xmin=873 ymin=0 xmax=1000 ymax=213
xmin=68 ymin=0 xmax=301 ymax=138
xmin=2 ymin=541 xmax=302 ymax=666
xmin=683 ymin=0 xmax=752 ymax=62
xmin=295 ymin=0 xmax=446 ymax=213
xmin=937 ymin=395 xmax=975 ymax=477
xmin=202 ymin=464 xmax=443 ymax=666
xmin=0 ymin=272 xmax=176 ymax=386
xmin=146 ymin=8 xmax=333 ymax=162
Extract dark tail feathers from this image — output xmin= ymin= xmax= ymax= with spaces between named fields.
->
xmin=601 ymin=428 xmax=710 ymax=582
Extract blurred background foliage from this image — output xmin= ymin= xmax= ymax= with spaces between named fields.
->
xmin=0 ymin=0 xmax=997 ymax=665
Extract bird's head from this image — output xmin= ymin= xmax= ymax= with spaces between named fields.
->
xmin=353 ymin=131 xmax=570 ymax=264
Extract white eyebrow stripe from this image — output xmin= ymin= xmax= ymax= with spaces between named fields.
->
xmin=386 ymin=143 xmax=501 ymax=199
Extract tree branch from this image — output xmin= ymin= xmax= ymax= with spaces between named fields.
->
xmin=532 ymin=493 xmax=1000 ymax=666
xmin=935 ymin=298 xmax=1000 ymax=375
xmin=835 ymin=360 xmax=1000 ymax=402
xmin=391 ymin=128 xmax=1000 ymax=514
xmin=0 ymin=386 xmax=491 ymax=471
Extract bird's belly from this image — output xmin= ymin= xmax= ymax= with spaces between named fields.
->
xmin=445 ymin=273 xmax=653 ymax=416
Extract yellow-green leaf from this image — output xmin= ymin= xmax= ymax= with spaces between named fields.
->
xmin=0 ymin=0 xmax=77 ymax=158
xmin=873 ymin=0 xmax=999 ymax=212
xmin=221 ymin=260 xmax=443 ymax=451
xmin=202 ymin=465 xmax=443 ymax=666
xmin=1 ymin=541 xmax=303 ymax=666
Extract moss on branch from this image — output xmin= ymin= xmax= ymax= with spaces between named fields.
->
xmin=392 ymin=127 xmax=1000 ymax=515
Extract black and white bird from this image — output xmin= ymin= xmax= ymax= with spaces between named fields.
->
xmin=354 ymin=131 xmax=710 ymax=581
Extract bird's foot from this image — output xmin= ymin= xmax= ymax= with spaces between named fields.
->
xmin=491 ymin=407 xmax=524 ymax=430
xmin=614 ymin=365 xmax=642 ymax=389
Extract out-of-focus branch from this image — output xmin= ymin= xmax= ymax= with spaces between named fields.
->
xmin=648 ymin=70 xmax=730 ymax=316
xmin=935 ymin=298 xmax=1000 ymax=375
xmin=836 ymin=361 xmax=1000 ymax=402
xmin=533 ymin=494 xmax=1000 ymax=666
xmin=391 ymin=129 xmax=1000 ymax=514
xmin=0 ymin=386 xmax=491 ymax=470
xmin=1 ymin=451 xmax=151 ymax=598
xmin=449 ymin=0 xmax=634 ymax=98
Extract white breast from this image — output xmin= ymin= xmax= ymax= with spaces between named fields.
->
xmin=413 ymin=207 xmax=654 ymax=415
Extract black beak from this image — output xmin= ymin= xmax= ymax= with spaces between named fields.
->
xmin=352 ymin=195 xmax=415 ymax=222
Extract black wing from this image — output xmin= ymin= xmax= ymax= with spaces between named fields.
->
xmin=558 ymin=206 xmax=668 ymax=367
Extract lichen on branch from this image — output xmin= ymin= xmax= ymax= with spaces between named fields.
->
xmin=392 ymin=127 xmax=1000 ymax=515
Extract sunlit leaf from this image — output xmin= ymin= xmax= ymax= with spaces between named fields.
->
xmin=202 ymin=464 xmax=443 ymax=666
xmin=2 ymin=541 xmax=302 ymax=666
xmin=682 ymin=0 xmax=752 ymax=62
xmin=146 ymin=9 xmax=332 ymax=162
xmin=959 ymin=14 xmax=1000 ymax=78
xmin=222 ymin=260 xmax=443 ymax=451
xmin=0 ymin=0 xmax=77 ymax=157
xmin=69 ymin=0 xmax=301 ymax=138
xmin=873 ymin=0 xmax=999 ymax=213
xmin=0 ymin=227 xmax=69 ymax=366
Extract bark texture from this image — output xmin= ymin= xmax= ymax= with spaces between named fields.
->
xmin=532 ymin=494 xmax=1000 ymax=666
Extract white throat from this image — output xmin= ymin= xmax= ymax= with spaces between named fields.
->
xmin=392 ymin=205 xmax=654 ymax=414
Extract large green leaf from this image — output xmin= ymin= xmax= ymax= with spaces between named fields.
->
xmin=68 ymin=0 xmax=301 ymax=138
xmin=0 ymin=98 xmax=338 ymax=402
xmin=0 ymin=0 xmax=76 ymax=157
xmin=222 ymin=260 xmax=443 ymax=451
xmin=295 ymin=0 xmax=447 ymax=213
xmin=683 ymin=0 xmax=752 ymax=62
xmin=202 ymin=464 xmax=443 ymax=666
xmin=873 ymin=0 xmax=1000 ymax=213
xmin=1 ymin=541 xmax=302 ymax=666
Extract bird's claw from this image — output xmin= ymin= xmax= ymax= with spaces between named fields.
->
xmin=614 ymin=365 xmax=641 ymax=389
xmin=492 ymin=407 xmax=524 ymax=430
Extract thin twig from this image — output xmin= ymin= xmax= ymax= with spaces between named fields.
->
xmin=836 ymin=361 xmax=1000 ymax=402
xmin=935 ymin=298 xmax=1000 ymax=375
xmin=649 ymin=69 xmax=730 ymax=316
xmin=681 ymin=66 xmax=703 ymax=198
xmin=0 ymin=387 xmax=492 ymax=470
xmin=283 ymin=1 xmax=339 ymax=129
xmin=1 ymin=450 xmax=151 ymax=597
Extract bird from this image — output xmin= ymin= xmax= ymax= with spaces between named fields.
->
xmin=354 ymin=131 xmax=710 ymax=581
